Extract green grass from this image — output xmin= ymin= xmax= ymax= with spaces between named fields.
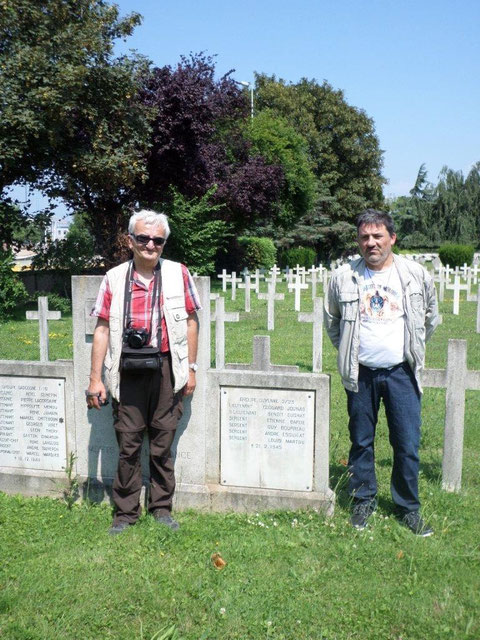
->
xmin=0 ymin=281 xmax=479 ymax=639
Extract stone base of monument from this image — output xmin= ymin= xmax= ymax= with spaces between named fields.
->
xmin=202 ymin=484 xmax=335 ymax=515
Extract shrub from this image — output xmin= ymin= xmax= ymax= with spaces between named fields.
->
xmin=279 ymin=246 xmax=317 ymax=269
xmin=163 ymin=188 xmax=231 ymax=275
xmin=438 ymin=244 xmax=475 ymax=268
xmin=0 ymin=250 xmax=29 ymax=321
xmin=237 ymin=237 xmax=277 ymax=270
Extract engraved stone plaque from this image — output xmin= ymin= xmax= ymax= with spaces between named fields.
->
xmin=220 ymin=386 xmax=314 ymax=491
xmin=0 ymin=377 xmax=67 ymax=471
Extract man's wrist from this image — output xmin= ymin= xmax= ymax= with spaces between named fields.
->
xmin=189 ymin=362 xmax=198 ymax=372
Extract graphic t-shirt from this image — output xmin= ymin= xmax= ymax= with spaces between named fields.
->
xmin=358 ymin=264 xmax=405 ymax=368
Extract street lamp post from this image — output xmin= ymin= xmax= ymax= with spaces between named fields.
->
xmin=237 ymin=80 xmax=254 ymax=119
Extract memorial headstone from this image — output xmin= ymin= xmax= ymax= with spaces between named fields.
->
xmin=212 ymin=296 xmax=239 ymax=369
xmin=258 ymin=281 xmax=284 ymax=331
xmin=298 ymin=297 xmax=323 ymax=373
xmin=25 ymin=297 xmax=61 ymax=362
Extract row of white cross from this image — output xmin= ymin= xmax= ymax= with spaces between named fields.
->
xmin=24 ymin=261 xmax=480 ymax=364
xmin=218 ymin=262 xmax=480 ymax=317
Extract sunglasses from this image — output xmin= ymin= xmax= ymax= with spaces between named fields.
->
xmin=131 ymin=233 xmax=166 ymax=247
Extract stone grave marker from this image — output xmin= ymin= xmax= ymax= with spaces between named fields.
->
xmin=258 ymin=281 xmax=284 ymax=331
xmin=26 ymin=296 xmax=61 ymax=362
xmin=298 ymin=297 xmax=323 ymax=373
xmin=238 ymin=274 xmax=252 ymax=312
xmin=288 ymin=273 xmax=309 ymax=312
xmin=206 ymin=334 xmax=333 ymax=512
xmin=212 ymin=296 xmax=239 ymax=369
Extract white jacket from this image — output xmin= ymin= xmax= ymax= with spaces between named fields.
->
xmin=324 ymin=254 xmax=439 ymax=393
xmin=103 ymin=259 xmax=191 ymax=400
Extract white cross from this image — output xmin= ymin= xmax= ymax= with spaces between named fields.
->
xmin=307 ymin=267 xmax=319 ymax=300
xmin=211 ymin=296 xmax=239 ymax=369
xmin=258 ymin=281 xmax=284 ymax=331
xmin=446 ymin=274 xmax=468 ymax=315
xmin=217 ymin=269 xmax=229 ymax=292
xmin=288 ymin=273 xmax=309 ymax=312
xmin=26 ymin=296 xmax=61 ymax=362
xmin=225 ymin=335 xmax=298 ymax=373
xmin=228 ymin=271 xmax=243 ymax=301
xmin=298 ymin=297 xmax=323 ymax=372
xmin=238 ymin=274 xmax=252 ymax=312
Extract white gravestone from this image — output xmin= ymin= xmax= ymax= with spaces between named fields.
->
xmin=212 ymin=296 xmax=239 ymax=369
xmin=26 ymin=296 xmax=61 ymax=362
xmin=0 ymin=376 xmax=66 ymax=471
xmin=228 ymin=271 xmax=242 ymax=301
xmin=220 ymin=386 xmax=315 ymax=491
xmin=298 ymin=297 xmax=323 ymax=373
xmin=258 ymin=281 xmax=284 ymax=331
xmin=288 ymin=273 xmax=309 ymax=312
xmin=217 ymin=269 xmax=229 ymax=292
xmin=238 ymin=274 xmax=252 ymax=312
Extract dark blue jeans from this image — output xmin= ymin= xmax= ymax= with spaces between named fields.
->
xmin=345 ymin=362 xmax=421 ymax=513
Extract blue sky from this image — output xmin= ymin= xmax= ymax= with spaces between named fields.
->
xmin=113 ymin=0 xmax=480 ymax=198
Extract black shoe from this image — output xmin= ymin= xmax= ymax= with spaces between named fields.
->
xmin=152 ymin=510 xmax=180 ymax=531
xmin=108 ymin=521 xmax=132 ymax=536
xmin=350 ymin=500 xmax=376 ymax=530
xmin=402 ymin=511 xmax=434 ymax=537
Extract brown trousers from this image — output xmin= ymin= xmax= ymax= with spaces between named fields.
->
xmin=111 ymin=356 xmax=183 ymax=525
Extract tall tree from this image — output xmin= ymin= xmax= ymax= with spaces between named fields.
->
xmin=254 ymin=74 xmax=385 ymax=255
xmin=138 ymin=54 xmax=285 ymax=233
xmin=391 ymin=163 xmax=480 ymax=249
xmin=0 ymin=0 xmax=150 ymax=262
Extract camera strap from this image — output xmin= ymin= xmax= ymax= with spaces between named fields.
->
xmin=122 ymin=260 xmax=162 ymax=348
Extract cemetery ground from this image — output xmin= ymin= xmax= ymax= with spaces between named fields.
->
xmin=0 ymin=281 xmax=479 ymax=639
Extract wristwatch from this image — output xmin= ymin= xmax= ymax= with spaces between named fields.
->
xmin=189 ymin=362 xmax=198 ymax=372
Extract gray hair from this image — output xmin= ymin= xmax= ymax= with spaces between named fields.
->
xmin=356 ymin=209 xmax=395 ymax=237
xmin=128 ymin=209 xmax=171 ymax=239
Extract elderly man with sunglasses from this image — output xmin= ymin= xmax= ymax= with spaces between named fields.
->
xmin=87 ymin=209 xmax=201 ymax=535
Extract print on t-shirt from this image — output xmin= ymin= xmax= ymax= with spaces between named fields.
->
xmin=358 ymin=265 xmax=405 ymax=368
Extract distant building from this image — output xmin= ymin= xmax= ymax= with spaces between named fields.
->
xmin=50 ymin=219 xmax=70 ymax=241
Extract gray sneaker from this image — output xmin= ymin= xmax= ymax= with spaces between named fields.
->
xmin=351 ymin=500 xmax=376 ymax=530
xmin=152 ymin=511 xmax=180 ymax=531
xmin=402 ymin=511 xmax=434 ymax=537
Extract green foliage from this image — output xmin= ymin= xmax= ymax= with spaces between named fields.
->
xmin=398 ymin=232 xmax=436 ymax=250
xmin=254 ymin=74 xmax=385 ymax=225
xmin=392 ymin=163 xmax=480 ymax=248
xmin=0 ymin=249 xmax=29 ymax=321
xmin=237 ymin=236 xmax=277 ymax=270
xmin=438 ymin=243 xmax=475 ymax=268
xmin=279 ymin=246 xmax=317 ymax=269
xmin=0 ymin=0 xmax=151 ymax=267
xmin=162 ymin=188 xmax=232 ymax=275
xmin=246 ymin=110 xmax=316 ymax=226
xmin=31 ymin=291 xmax=72 ymax=314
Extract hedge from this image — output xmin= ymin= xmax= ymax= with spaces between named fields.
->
xmin=438 ymin=244 xmax=475 ymax=268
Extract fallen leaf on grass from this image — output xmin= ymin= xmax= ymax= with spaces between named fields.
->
xmin=338 ymin=458 xmax=348 ymax=466
xmin=397 ymin=550 xmax=404 ymax=559
xmin=211 ymin=552 xmax=226 ymax=570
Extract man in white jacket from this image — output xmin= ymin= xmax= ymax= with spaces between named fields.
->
xmin=324 ymin=209 xmax=438 ymax=535
xmin=86 ymin=210 xmax=201 ymax=535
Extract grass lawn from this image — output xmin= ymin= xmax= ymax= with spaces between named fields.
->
xmin=0 ymin=280 xmax=479 ymax=639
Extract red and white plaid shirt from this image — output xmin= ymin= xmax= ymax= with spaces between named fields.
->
xmin=91 ymin=263 xmax=201 ymax=352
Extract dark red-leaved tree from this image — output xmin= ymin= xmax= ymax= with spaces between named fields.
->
xmin=138 ymin=54 xmax=284 ymax=231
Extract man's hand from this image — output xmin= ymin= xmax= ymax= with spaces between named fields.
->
xmin=87 ymin=318 xmax=110 ymax=410
xmin=86 ymin=379 xmax=107 ymax=410
xmin=183 ymin=370 xmax=196 ymax=396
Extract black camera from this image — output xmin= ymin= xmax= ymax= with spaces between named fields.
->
xmin=123 ymin=327 xmax=149 ymax=349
